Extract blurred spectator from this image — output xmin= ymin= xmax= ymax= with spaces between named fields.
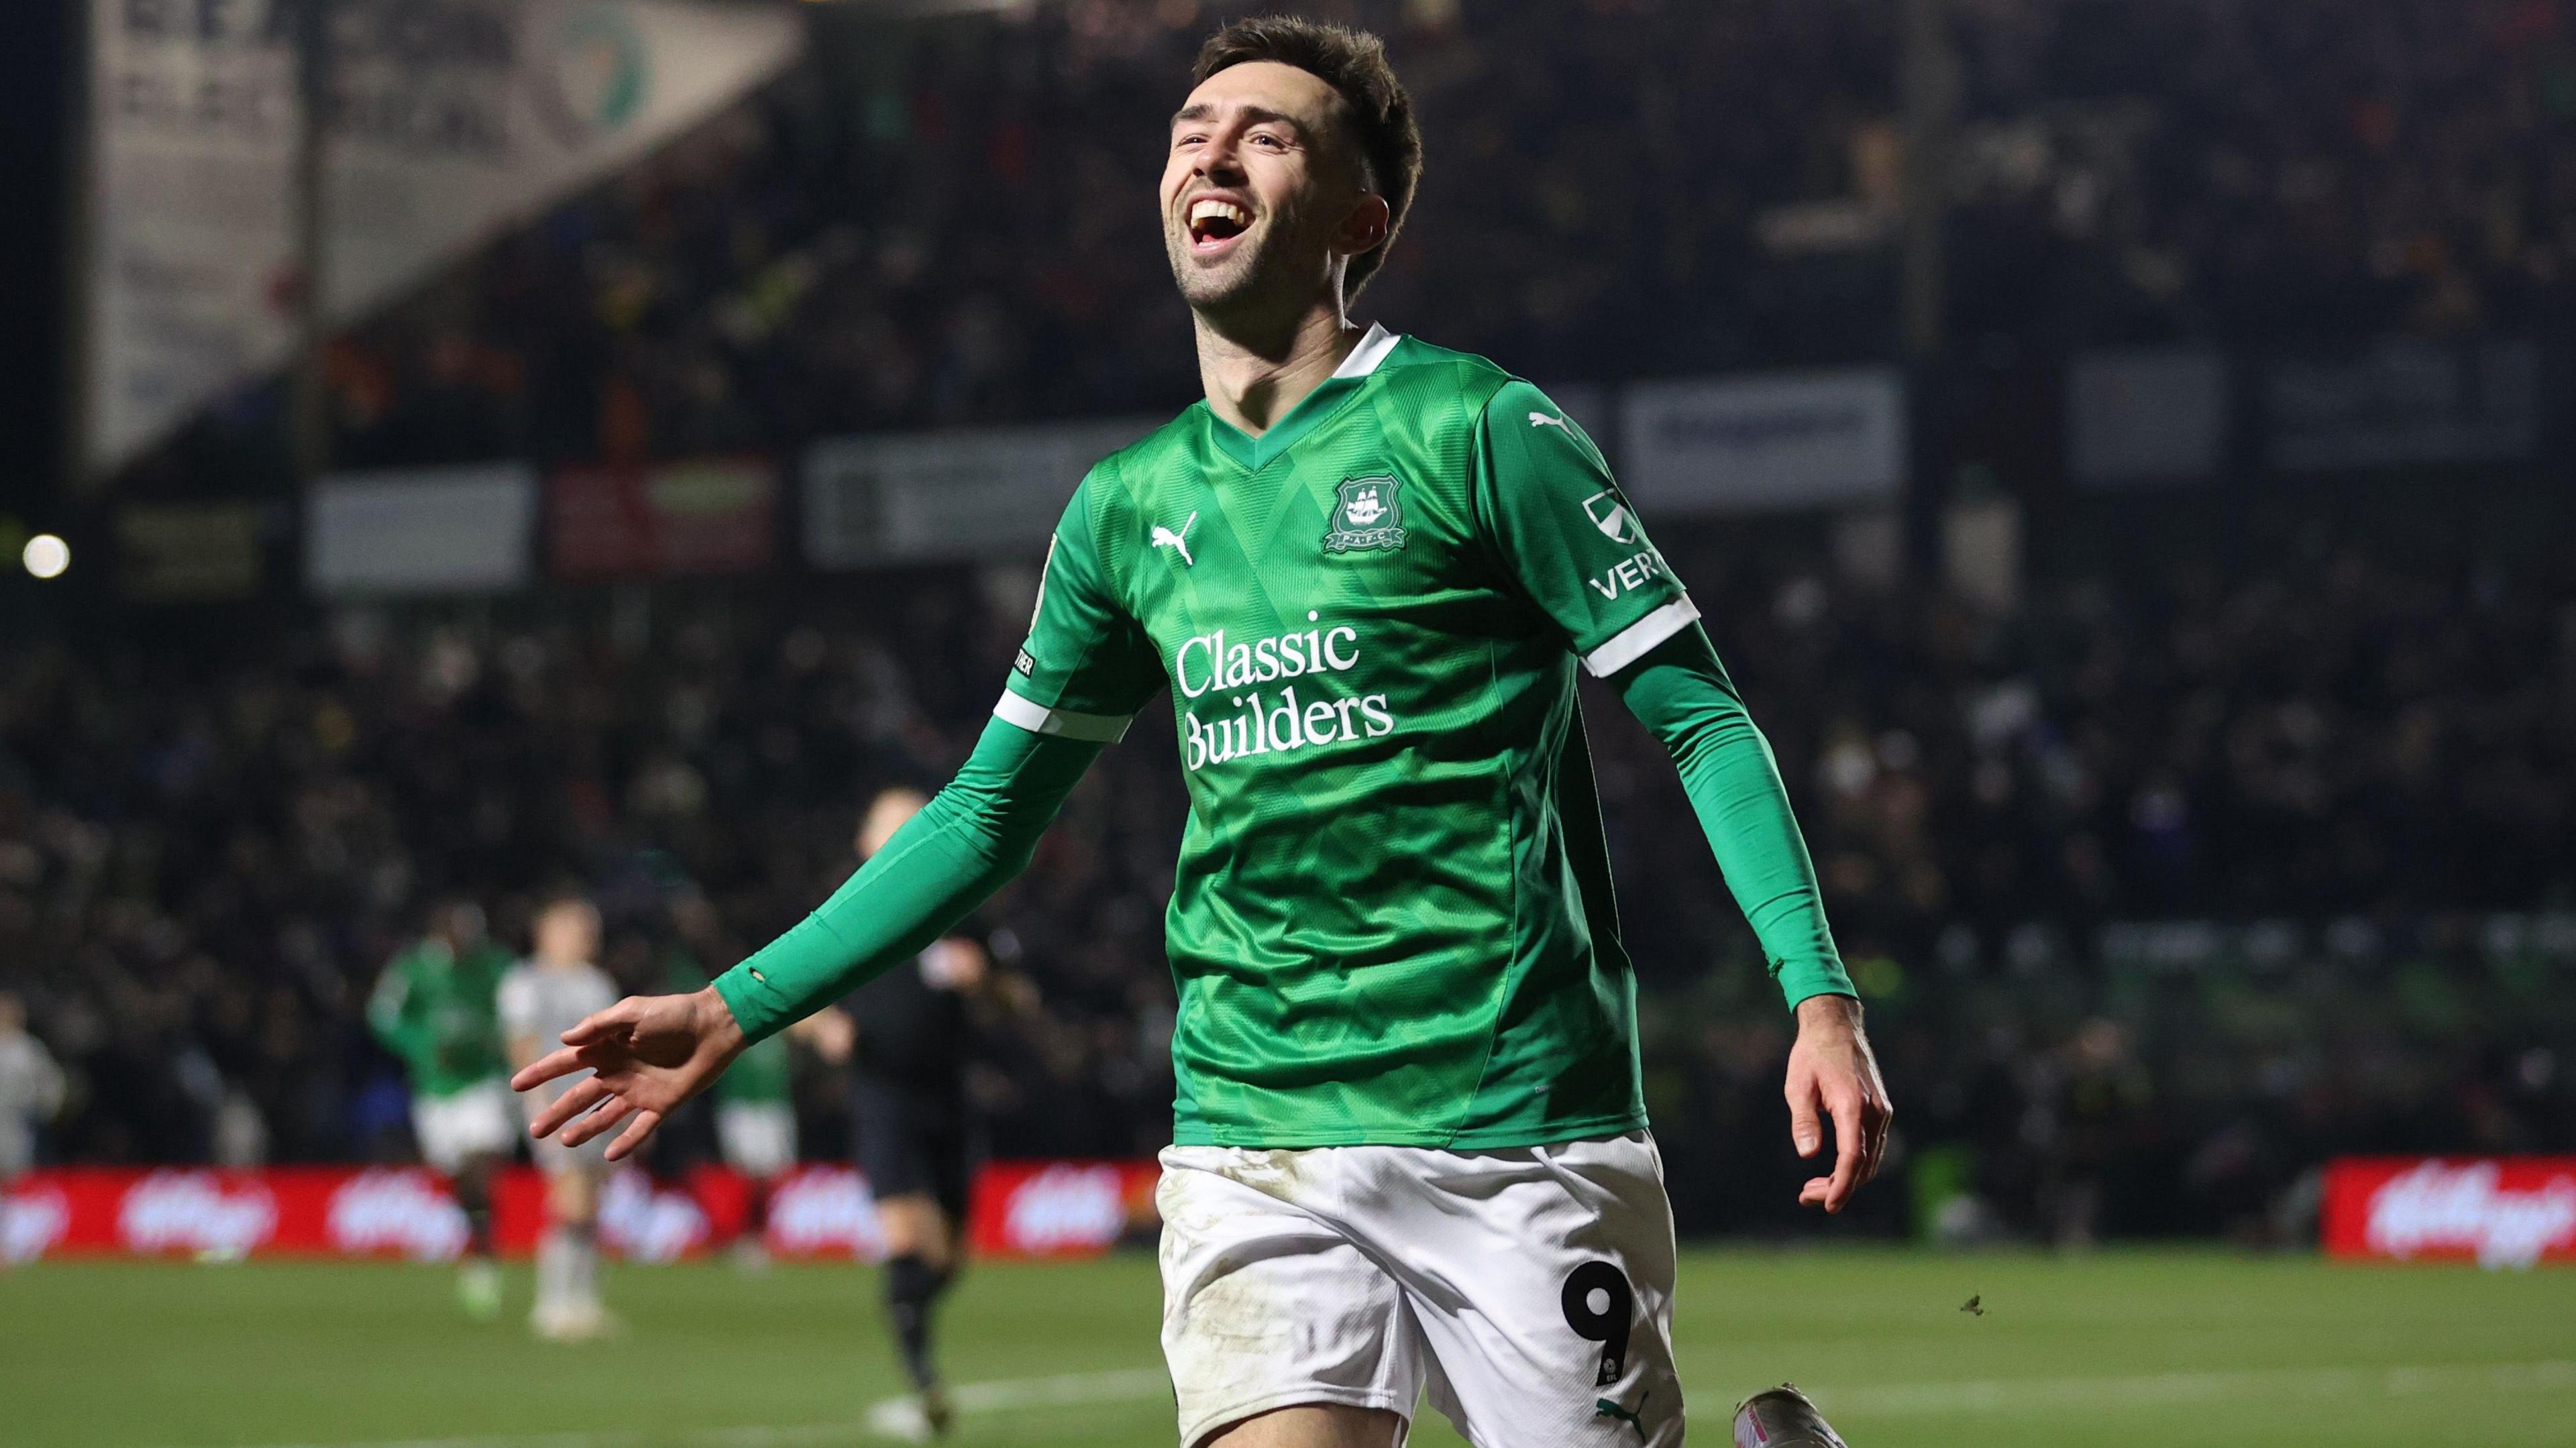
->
xmin=1 ymin=991 xmax=69 ymax=1186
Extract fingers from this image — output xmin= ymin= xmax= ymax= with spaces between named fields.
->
xmin=603 ymin=1108 xmax=664 ymax=1164
xmin=511 ymin=1045 xmax=594 ymax=1095
xmin=1859 ymin=1089 xmax=1893 ymax=1187
xmin=557 ymin=997 xmax=643 ymax=1048
xmin=1822 ymin=1089 xmax=1864 ymax=1213
xmin=557 ymin=1094 xmax=635 ymax=1148
xmin=1786 ymin=1070 xmax=1824 ymax=1160
xmin=526 ymin=1075 xmax=611 ymax=1140
xmin=1794 ymin=1084 xmax=1895 ymax=1212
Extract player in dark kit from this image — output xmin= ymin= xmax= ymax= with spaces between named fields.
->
xmin=805 ymin=787 xmax=993 ymax=1437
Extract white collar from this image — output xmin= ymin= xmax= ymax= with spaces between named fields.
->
xmin=1332 ymin=322 xmax=1400 ymax=380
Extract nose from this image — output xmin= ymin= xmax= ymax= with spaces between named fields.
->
xmin=1194 ymin=127 xmax=1247 ymax=186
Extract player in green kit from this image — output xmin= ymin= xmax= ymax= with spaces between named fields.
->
xmin=517 ymin=18 xmax=1891 ymax=1445
xmin=369 ymin=899 xmax=513 ymax=1320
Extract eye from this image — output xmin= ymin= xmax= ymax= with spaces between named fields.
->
xmin=1252 ymin=132 xmax=1289 ymax=150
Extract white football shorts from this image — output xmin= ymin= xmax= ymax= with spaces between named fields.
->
xmin=411 ymin=1078 xmax=515 ymax=1176
xmin=717 ymin=1101 xmax=798 ymax=1179
xmin=1157 ymin=1131 xmax=1682 ymax=1447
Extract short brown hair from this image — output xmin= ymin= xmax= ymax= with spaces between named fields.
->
xmin=1193 ymin=17 xmax=1421 ymax=299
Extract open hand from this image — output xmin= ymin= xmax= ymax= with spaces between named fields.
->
xmin=1784 ymin=993 xmax=1893 ymax=1213
xmin=510 ymin=987 xmax=748 ymax=1162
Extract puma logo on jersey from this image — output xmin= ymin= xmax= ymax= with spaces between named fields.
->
xmin=1594 ymin=1393 xmax=1649 ymax=1441
xmin=1152 ymin=512 xmax=1198 ymax=567
xmin=1529 ymin=411 xmax=1570 ymax=430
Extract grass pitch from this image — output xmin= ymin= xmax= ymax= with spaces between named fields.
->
xmin=3 ymin=1248 xmax=2571 ymax=1447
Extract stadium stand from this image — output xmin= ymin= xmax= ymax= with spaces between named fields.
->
xmin=118 ymin=0 xmax=2576 ymax=494
xmin=3 ymin=533 xmax=2567 ymax=1238
xmin=15 ymin=0 xmax=2574 ymax=1243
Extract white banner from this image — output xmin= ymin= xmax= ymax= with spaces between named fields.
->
xmin=87 ymin=0 xmax=804 ymax=477
xmin=308 ymin=462 xmax=537 ymax=595
xmin=1618 ymin=368 xmax=1907 ymax=514
xmin=2068 ymin=347 xmax=2230 ymax=489
xmin=804 ymin=418 xmax=1164 ymax=567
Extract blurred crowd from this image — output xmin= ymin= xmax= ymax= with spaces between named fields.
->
xmin=1638 ymin=529 xmax=2576 ymax=952
xmin=3 ymin=531 xmax=2568 ymax=1237
xmin=234 ymin=0 xmax=2576 ymax=487
xmin=38 ymin=0 xmax=2576 ymax=1241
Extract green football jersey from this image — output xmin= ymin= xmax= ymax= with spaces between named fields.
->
xmin=366 ymin=939 xmax=511 ymax=1099
xmin=1004 ymin=327 xmax=1705 ymax=1150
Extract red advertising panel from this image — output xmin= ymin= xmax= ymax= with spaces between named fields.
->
xmin=2 ymin=1160 xmax=1160 ymax=1265
xmin=965 ymin=1159 xmax=1163 ymax=1259
xmin=549 ymin=457 xmax=777 ymax=580
xmin=2322 ymin=1157 xmax=2576 ymax=1268
xmin=2 ymin=1168 xmax=467 ymax=1262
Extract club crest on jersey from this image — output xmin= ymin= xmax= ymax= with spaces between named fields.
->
xmin=1324 ymin=475 xmax=1407 ymax=555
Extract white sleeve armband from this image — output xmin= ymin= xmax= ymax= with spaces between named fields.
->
xmin=1580 ymin=597 xmax=1702 ymax=678
xmin=993 ymin=689 xmax=1134 ymax=743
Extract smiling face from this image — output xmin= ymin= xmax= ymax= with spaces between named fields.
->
xmin=1161 ymin=60 xmax=1387 ymax=318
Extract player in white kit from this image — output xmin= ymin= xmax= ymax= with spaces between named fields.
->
xmin=502 ymin=896 xmax=621 ymax=1341
xmin=1 ymin=991 xmax=68 ymax=1266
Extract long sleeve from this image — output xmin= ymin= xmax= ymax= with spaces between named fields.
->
xmin=1611 ymin=624 xmax=1855 ymax=1009
xmin=711 ymin=715 xmax=1106 ymax=1042
xmin=1468 ymin=377 xmax=1849 ymax=1009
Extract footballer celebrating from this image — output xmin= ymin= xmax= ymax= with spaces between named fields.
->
xmin=517 ymin=17 xmax=1890 ymax=1447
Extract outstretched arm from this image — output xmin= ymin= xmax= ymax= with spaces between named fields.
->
xmin=1611 ymin=625 xmax=1892 ymax=1214
xmin=520 ymin=474 xmax=1161 ymax=1160
xmin=513 ymin=716 xmax=1105 ymax=1158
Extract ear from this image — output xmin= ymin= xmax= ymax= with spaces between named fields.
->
xmin=1333 ymin=192 xmax=1392 ymax=260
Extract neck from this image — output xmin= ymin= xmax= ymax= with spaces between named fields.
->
xmin=1193 ymin=292 xmax=1364 ymax=437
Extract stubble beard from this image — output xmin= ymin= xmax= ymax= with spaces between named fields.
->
xmin=1164 ymin=204 xmax=1316 ymax=323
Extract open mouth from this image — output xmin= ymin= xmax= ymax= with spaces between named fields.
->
xmin=1187 ymin=197 xmax=1252 ymax=252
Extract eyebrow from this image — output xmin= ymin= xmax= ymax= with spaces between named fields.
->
xmin=1171 ymin=103 xmax=1307 ymax=133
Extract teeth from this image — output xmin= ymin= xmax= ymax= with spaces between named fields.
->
xmin=1189 ymin=199 xmax=1250 ymax=230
